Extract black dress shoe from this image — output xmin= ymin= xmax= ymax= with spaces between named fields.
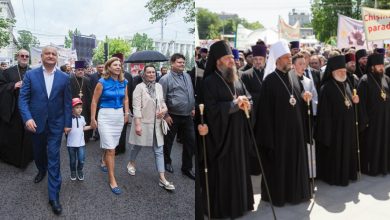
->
xmin=181 ymin=169 xmax=195 ymax=180
xmin=49 ymin=200 xmax=62 ymax=215
xmin=165 ymin=163 xmax=174 ymax=173
xmin=34 ymin=172 xmax=46 ymax=183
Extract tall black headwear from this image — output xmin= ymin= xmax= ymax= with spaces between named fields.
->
xmin=203 ymin=40 xmax=233 ymax=79
xmin=365 ymin=53 xmax=384 ymax=74
xmin=321 ymin=55 xmax=346 ymax=85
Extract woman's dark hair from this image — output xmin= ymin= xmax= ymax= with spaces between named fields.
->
xmin=143 ymin=64 xmax=156 ymax=73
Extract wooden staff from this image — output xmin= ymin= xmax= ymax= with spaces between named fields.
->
xmin=353 ymin=89 xmax=362 ymax=179
xmin=199 ymin=104 xmax=211 ymax=220
xmin=243 ymin=105 xmax=277 ymax=220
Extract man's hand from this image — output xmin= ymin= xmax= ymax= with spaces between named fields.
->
xmin=198 ymin=124 xmax=208 ymax=136
xmin=236 ymin=96 xmax=250 ymax=111
xmin=25 ymin=119 xmax=37 ymax=133
xmin=164 ymin=114 xmax=173 ymax=126
xmin=352 ymin=94 xmax=359 ymax=104
xmin=191 ymin=109 xmax=195 ymax=117
xmin=64 ymin=127 xmax=71 ymax=134
xmin=302 ymin=91 xmax=313 ymax=103
xmin=14 ymin=81 xmax=22 ymax=89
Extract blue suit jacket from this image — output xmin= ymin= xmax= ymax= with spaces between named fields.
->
xmin=18 ymin=66 xmax=72 ymax=134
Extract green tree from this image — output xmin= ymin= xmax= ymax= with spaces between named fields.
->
xmin=145 ymin=0 xmax=194 ymax=23
xmin=311 ymin=0 xmax=356 ymax=42
xmin=0 ymin=17 xmax=15 ymax=48
xmin=311 ymin=0 xmax=390 ymax=43
xmin=130 ymin=33 xmax=154 ymax=51
xmin=17 ymin=30 xmax=39 ymax=51
xmin=196 ymin=8 xmax=222 ymax=39
xmin=64 ymin=28 xmax=81 ymax=48
xmin=93 ymin=38 xmax=131 ymax=64
xmin=197 ymin=8 xmax=264 ymax=39
xmin=364 ymin=0 xmax=390 ymax=9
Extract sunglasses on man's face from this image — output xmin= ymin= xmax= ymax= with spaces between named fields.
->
xmin=20 ymin=55 xmax=29 ymax=58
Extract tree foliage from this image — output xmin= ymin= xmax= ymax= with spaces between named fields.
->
xmin=0 ymin=18 xmax=15 ymax=49
xmin=93 ymin=38 xmax=131 ymax=64
xmin=17 ymin=30 xmax=39 ymax=51
xmin=196 ymin=8 xmax=264 ymax=39
xmin=311 ymin=0 xmax=389 ymax=43
xmin=64 ymin=28 xmax=81 ymax=48
xmin=145 ymin=0 xmax=194 ymax=23
xmin=130 ymin=33 xmax=154 ymax=51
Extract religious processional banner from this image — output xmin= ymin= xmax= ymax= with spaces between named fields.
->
xmin=362 ymin=7 xmax=390 ymax=41
xmin=278 ymin=17 xmax=300 ymax=41
xmin=337 ymin=14 xmax=383 ymax=50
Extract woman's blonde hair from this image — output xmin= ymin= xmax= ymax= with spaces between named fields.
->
xmin=103 ymin=57 xmax=125 ymax=82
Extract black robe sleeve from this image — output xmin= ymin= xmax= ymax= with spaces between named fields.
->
xmin=203 ymin=76 xmax=240 ymax=160
xmin=0 ymin=71 xmax=16 ymax=123
xmin=315 ymin=83 xmax=333 ymax=147
xmin=255 ymin=75 xmax=275 ymax=150
xmin=357 ymin=76 xmax=369 ymax=132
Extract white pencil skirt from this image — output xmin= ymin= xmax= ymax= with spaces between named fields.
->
xmin=98 ymin=108 xmax=124 ymax=149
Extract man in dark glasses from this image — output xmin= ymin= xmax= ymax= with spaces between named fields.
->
xmin=0 ymin=49 xmax=33 ymax=169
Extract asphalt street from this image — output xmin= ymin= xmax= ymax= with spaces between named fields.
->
xmin=0 ymin=124 xmax=195 ymax=219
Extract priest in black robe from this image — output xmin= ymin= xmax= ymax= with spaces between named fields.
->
xmin=357 ymin=53 xmax=390 ymax=176
xmin=0 ymin=49 xmax=33 ymax=168
xmin=255 ymin=40 xmax=311 ymax=206
xmin=70 ymin=60 xmax=93 ymax=142
xmin=315 ymin=55 xmax=359 ymax=186
xmin=345 ymin=53 xmax=359 ymax=89
xmin=240 ymin=44 xmax=267 ymax=175
xmin=200 ymin=40 xmax=254 ymax=219
xmin=355 ymin=49 xmax=368 ymax=78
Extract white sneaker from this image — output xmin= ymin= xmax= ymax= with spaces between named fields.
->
xmin=159 ymin=179 xmax=175 ymax=191
xmin=127 ymin=164 xmax=136 ymax=176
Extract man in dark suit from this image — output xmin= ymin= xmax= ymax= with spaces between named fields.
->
xmin=19 ymin=46 xmax=72 ymax=215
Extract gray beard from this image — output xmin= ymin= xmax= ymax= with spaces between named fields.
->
xmin=333 ymin=74 xmax=347 ymax=82
xmin=220 ymin=66 xmax=238 ymax=84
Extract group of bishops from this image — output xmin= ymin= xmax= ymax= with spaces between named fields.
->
xmin=195 ymin=40 xmax=390 ymax=219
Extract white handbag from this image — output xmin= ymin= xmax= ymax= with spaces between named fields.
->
xmin=161 ymin=118 xmax=170 ymax=135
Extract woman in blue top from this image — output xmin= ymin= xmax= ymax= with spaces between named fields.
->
xmin=91 ymin=57 xmax=129 ymax=195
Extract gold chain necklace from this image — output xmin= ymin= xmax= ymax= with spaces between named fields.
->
xmin=215 ymin=72 xmax=237 ymax=99
xmin=368 ymin=73 xmax=387 ymax=101
xmin=333 ymin=80 xmax=352 ymax=109
xmin=74 ymin=77 xmax=84 ymax=98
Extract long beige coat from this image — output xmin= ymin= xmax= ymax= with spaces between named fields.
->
xmin=128 ymin=82 xmax=167 ymax=147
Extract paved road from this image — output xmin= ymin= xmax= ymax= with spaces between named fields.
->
xmin=0 ymin=125 xmax=195 ymax=219
xmin=238 ymin=174 xmax=390 ymax=220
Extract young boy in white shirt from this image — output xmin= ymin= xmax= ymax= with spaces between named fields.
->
xmin=67 ymin=98 xmax=92 ymax=180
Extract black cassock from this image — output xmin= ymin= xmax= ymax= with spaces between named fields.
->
xmin=70 ymin=75 xmax=93 ymax=142
xmin=241 ymin=67 xmax=264 ymax=175
xmin=358 ymin=73 xmax=390 ymax=176
xmin=202 ymin=71 xmax=254 ymax=219
xmin=0 ymin=65 xmax=33 ymax=168
xmin=315 ymin=80 xmax=357 ymax=186
xmin=255 ymin=69 xmax=311 ymax=206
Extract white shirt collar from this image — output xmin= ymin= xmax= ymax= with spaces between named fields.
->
xmin=42 ymin=65 xmax=56 ymax=75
